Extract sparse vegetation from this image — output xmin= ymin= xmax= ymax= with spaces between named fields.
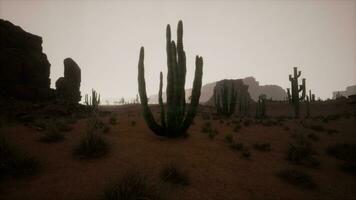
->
xmin=109 ymin=115 xmax=117 ymax=125
xmin=104 ymin=170 xmax=163 ymax=200
xmin=225 ymin=134 xmax=234 ymax=143
xmin=39 ymin=120 xmax=66 ymax=143
xmin=241 ymin=148 xmax=251 ymax=158
xmin=253 ymin=142 xmax=271 ymax=152
xmin=307 ymin=132 xmax=320 ymax=141
xmin=130 ymin=120 xmax=136 ymax=126
xmin=277 ymin=169 xmax=316 ymax=189
xmin=287 ymin=133 xmax=320 ymax=168
xmin=0 ymin=137 xmax=40 ymax=181
xmin=229 ymin=142 xmax=244 ymax=151
xmin=160 ymin=163 xmax=190 ymax=186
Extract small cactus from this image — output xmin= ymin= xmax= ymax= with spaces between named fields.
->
xmin=287 ymin=67 xmax=306 ymax=118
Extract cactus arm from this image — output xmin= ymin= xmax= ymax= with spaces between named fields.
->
xmin=137 ymin=47 xmax=164 ymax=136
xmin=297 ymin=71 xmax=301 ymax=78
xmin=158 ymin=72 xmax=166 ymax=128
xmin=181 ymin=56 xmax=203 ymax=133
xmin=289 ymin=75 xmax=293 ymax=82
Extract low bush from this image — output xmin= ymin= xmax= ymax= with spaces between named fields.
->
xmin=253 ymin=142 xmax=271 ymax=152
xmin=277 ymin=169 xmax=316 ymax=189
xmin=104 ymin=170 xmax=163 ymax=200
xmin=160 ymin=163 xmax=190 ymax=186
xmin=0 ymin=137 xmax=40 ymax=181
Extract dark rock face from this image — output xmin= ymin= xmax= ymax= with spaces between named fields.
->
xmin=0 ymin=19 xmax=53 ymax=100
xmin=55 ymin=58 xmax=81 ymax=103
xmin=205 ymin=79 xmax=252 ymax=105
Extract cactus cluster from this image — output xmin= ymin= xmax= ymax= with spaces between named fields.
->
xmin=214 ymin=80 xmax=238 ymax=117
xmin=137 ymin=20 xmax=203 ymax=137
xmin=255 ymin=94 xmax=266 ymax=118
xmin=85 ymin=89 xmax=100 ymax=112
xmin=287 ymin=67 xmax=306 ymax=118
xmin=309 ymin=90 xmax=315 ymax=102
xmin=238 ymin=94 xmax=250 ymax=116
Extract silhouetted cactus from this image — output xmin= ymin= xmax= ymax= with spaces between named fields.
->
xmin=287 ymin=67 xmax=306 ymax=118
xmin=306 ymin=95 xmax=310 ymax=118
xmin=55 ymin=58 xmax=81 ymax=104
xmin=85 ymin=89 xmax=100 ymax=113
xmin=214 ymin=80 xmax=237 ymax=117
xmin=137 ymin=20 xmax=203 ymax=137
xmin=256 ymin=94 xmax=266 ymax=118
xmin=309 ymin=90 xmax=315 ymax=102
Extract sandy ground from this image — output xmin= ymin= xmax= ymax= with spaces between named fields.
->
xmin=0 ymin=102 xmax=355 ymax=200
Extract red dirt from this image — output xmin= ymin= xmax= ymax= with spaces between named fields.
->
xmin=0 ymin=103 xmax=355 ymax=200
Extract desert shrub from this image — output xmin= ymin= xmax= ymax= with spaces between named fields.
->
xmin=326 ymin=143 xmax=356 ymax=162
xmin=39 ymin=120 xmax=66 ymax=143
xmin=233 ymin=124 xmax=241 ymax=133
xmin=308 ymin=125 xmax=325 ymax=132
xmin=253 ymin=142 xmax=271 ymax=152
xmin=208 ymin=129 xmax=218 ymax=139
xmin=219 ymin=119 xmax=224 ymax=124
xmin=229 ymin=142 xmax=244 ymax=151
xmin=243 ymin=119 xmax=253 ymax=127
xmin=277 ymin=169 xmax=316 ymax=189
xmin=287 ymin=133 xmax=320 ymax=168
xmin=225 ymin=134 xmax=234 ymax=143
xmin=284 ymin=126 xmax=290 ymax=131
xmin=262 ymin=119 xmax=277 ymax=127
xmin=160 ymin=163 xmax=190 ymax=186
xmin=307 ymin=133 xmax=320 ymax=142
xmin=340 ymin=162 xmax=356 ymax=175
xmin=326 ymin=129 xmax=338 ymax=135
xmin=131 ymin=120 xmax=136 ymax=126
xmin=73 ymin=116 xmax=109 ymax=159
xmin=109 ymin=115 xmax=118 ymax=125
xmin=104 ymin=170 xmax=163 ymax=200
xmin=0 ymin=137 xmax=40 ymax=180
xmin=241 ymin=148 xmax=251 ymax=158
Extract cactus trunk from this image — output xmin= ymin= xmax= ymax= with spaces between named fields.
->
xmin=138 ymin=20 xmax=203 ymax=137
xmin=287 ymin=67 xmax=306 ymax=118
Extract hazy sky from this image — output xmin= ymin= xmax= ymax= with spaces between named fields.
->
xmin=1 ymin=0 xmax=355 ymax=101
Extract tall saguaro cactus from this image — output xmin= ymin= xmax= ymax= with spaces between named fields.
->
xmin=138 ymin=20 xmax=203 ymax=137
xmin=214 ymin=80 xmax=238 ymax=117
xmin=287 ymin=67 xmax=306 ymax=118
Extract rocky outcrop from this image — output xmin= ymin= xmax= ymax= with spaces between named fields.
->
xmin=55 ymin=58 xmax=81 ymax=103
xmin=0 ymin=19 xmax=53 ymax=100
xmin=332 ymin=85 xmax=356 ymax=99
xmin=205 ymin=79 xmax=252 ymax=106
xmin=242 ymin=77 xmax=287 ymax=101
xmin=149 ymin=76 xmax=286 ymax=103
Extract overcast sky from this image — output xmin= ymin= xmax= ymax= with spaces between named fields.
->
xmin=1 ymin=0 xmax=355 ymax=100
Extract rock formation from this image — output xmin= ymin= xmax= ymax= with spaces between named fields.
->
xmin=332 ymin=85 xmax=356 ymax=99
xmin=149 ymin=76 xmax=286 ymax=103
xmin=55 ymin=58 xmax=81 ymax=103
xmin=0 ymin=19 xmax=53 ymax=100
xmin=206 ymin=79 xmax=252 ymax=106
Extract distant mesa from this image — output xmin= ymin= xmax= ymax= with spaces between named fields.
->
xmin=149 ymin=76 xmax=287 ymax=103
xmin=332 ymin=85 xmax=356 ymax=99
xmin=204 ymin=79 xmax=252 ymax=106
xmin=0 ymin=19 xmax=53 ymax=100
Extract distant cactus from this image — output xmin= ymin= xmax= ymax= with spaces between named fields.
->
xmin=85 ymin=89 xmax=100 ymax=113
xmin=309 ymin=90 xmax=315 ymax=102
xmin=306 ymin=95 xmax=310 ymax=118
xmin=214 ymin=80 xmax=237 ymax=117
xmin=287 ymin=67 xmax=306 ymax=118
xmin=255 ymin=94 xmax=266 ymax=118
xmin=137 ymin=20 xmax=203 ymax=137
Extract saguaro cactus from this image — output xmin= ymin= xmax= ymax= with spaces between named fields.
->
xmin=255 ymin=94 xmax=266 ymax=118
xmin=214 ymin=80 xmax=237 ymax=117
xmin=138 ymin=20 xmax=203 ymax=137
xmin=287 ymin=67 xmax=306 ymax=118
